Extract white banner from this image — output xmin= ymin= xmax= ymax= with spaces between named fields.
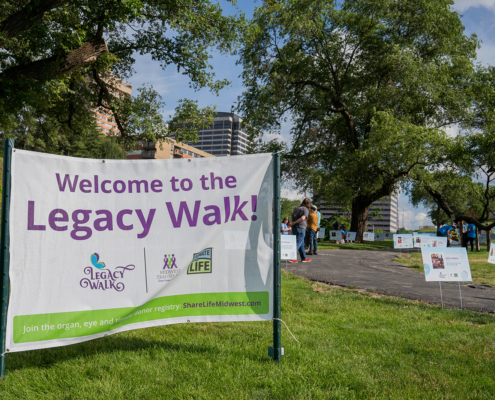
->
xmin=346 ymin=232 xmax=356 ymax=241
xmin=363 ymin=232 xmax=374 ymax=241
xmin=488 ymin=244 xmax=495 ymax=264
xmin=6 ymin=150 xmax=274 ymax=352
xmin=281 ymin=235 xmax=297 ymax=260
xmin=422 ymin=248 xmax=472 ymax=282
xmin=393 ymin=234 xmax=413 ymax=249
xmin=317 ymin=227 xmax=325 ymax=239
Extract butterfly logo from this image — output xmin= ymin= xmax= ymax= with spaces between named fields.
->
xmin=91 ymin=253 xmax=106 ymax=269
xmin=439 ymin=272 xmax=447 ymax=279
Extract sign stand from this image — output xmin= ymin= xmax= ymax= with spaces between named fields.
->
xmin=269 ymin=152 xmax=283 ymax=362
xmin=458 ymin=283 xmax=463 ymax=310
xmin=439 ymin=282 xmax=444 ymax=310
xmin=0 ymin=139 xmax=14 ymax=381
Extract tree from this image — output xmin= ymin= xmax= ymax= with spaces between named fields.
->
xmin=280 ymin=197 xmax=300 ymax=220
xmin=0 ymin=0 xmax=243 ymax=149
xmin=238 ymin=0 xmax=476 ymax=241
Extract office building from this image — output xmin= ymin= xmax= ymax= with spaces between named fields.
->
xmin=94 ymin=77 xmax=132 ymax=136
xmin=140 ymin=138 xmax=214 ymax=160
xmin=186 ymin=112 xmax=251 ymax=157
xmin=318 ymin=193 xmax=399 ymax=232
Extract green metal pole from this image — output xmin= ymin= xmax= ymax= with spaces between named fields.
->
xmin=269 ymin=152 xmax=282 ymax=362
xmin=0 ymin=139 xmax=14 ymax=381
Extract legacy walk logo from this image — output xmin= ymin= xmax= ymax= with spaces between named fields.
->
xmin=187 ymin=248 xmax=213 ymax=274
xmin=80 ymin=253 xmax=135 ymax=292
xmin=157 ymin=253 xmax=181 ymax=283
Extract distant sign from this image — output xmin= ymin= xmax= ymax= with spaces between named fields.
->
xmin=479 ymin=234 xmax=487 ymax=244
xmin=384 ymin=232 xmax=393 ymax=240
xmin=488 ymin=244 xmax=495 ymax=264
xmin=346 ymin=232 xmax=356 ymax=241
xmin=363 ymin=232 xmax=374 ymax=241
xmin=414 ymin=235 xmax=430 ymax=248
xmin=374 ymin=233 xmax=385 ymax=241
xmin=430 ymin=237 xmax=448 ymax=248
xmin=329 ymin=230 xmax=342 ymax=240
xmin=393 ymin=234 xmax=413 ymax=249
xmin=422 ymin=248 xmax=472 ymax=282
xmin=281 ymin=235 xmax=297 ymax=260
xmin=317 ymin=228 xmax=326 ymax=239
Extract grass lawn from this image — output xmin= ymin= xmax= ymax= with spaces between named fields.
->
xmin=396 ymin=249 xmax=495 ymax=287
xmin=318 ymin=240 xmax=394 ymax=250
xmin=1 ymin=273 xmax=495 ymax=398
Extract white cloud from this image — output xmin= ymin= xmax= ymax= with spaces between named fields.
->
xmin=281 ymin=188 xmax=305 ymax=200
xmin=454 ymin=0 xmax=495 ymax=12
xmin=444 ymin=124 xmax=460 ymax=138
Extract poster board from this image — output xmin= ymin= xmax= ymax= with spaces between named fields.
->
xmin=363 ymin=232 xmax=374 ymax=241
xmin=281 ymin=235 xmax=297 ymax=260
xmin=384 ymin=232 xmax=393 ymax=240
xmin=480 ymin=234 xmax=487 ymax=244
xmin=414 ymin=235 xmax=430 ymax=248
xmin=488 ymin=243 xmax=495 ymax=264
xmin=393 ymin=234 xmax=413 ymax=249
xmin=329 ymin=230 xmax=342 ymax=240
xmin=6 ymin=150 xmax=274 ymax=353
xmin=430 ymin=237 xmax=448 ymax=248
xmin=374 ymin=233 xmax=385 ymax=241
xmin=317 ymin=227 xmax=326 ymax=240
xmin=422 ymin=248 xmax=472 ymax=282
xmin=346 ymin=232 xmax=356 ymax=242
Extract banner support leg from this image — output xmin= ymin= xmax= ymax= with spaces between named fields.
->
xmin=458 ymin=282 xmax=463 ymax=310
xmin=439 ymin=282 xmax=444 ymax=310
xmin=0 ymin=139 xmax=14 ymax=381
xmin=269 ymin=152 xmax=282 ymax=363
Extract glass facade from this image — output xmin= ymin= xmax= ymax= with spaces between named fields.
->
xmin=188 ymin=112 xmax=251 ymax=157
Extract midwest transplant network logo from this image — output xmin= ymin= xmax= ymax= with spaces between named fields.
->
xmin=187 ymin=248 xmax=213 ymax=274
xmin=157 ymin=253 xmax=181 ymax=282
xmin=80 ymin=253 xmax=135 ymax=291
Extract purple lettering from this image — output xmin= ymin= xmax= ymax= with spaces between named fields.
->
xmin=71 ymin=210 xmax=92 ymax=240
xmin=203 ymin=205 xmax=221 ymax=226
xmin=166 ymin=201 xmax=201 ymax=228
xmin=113 ymin=180 xmax=126 ymax=193
xmin=56 ymin=174 xmax=79 ymax=192
xmin=224 ymin=197 xmax=231 ymax=223
xmin=94 ymin=210 xmax=113 ymax=231
xmin=231 ymin=196 xmax=248 ymax=221
xmin=180 ymin=178 xmax=193 ymax=191
xmin=210 ymin=173 xmax=223 ymax=189
xmin=151 ymin=180 xmax=163 ymax=193
xmin=117 ymin=209 xmax=133 ymax=230
xmin=225 ymin=176 xmax=236 ymax=188
xmin=49 ymin=209 xmax=68 ymax=231
xmin=135 ymin=209 xmax=156 ymax=239
xmin=128 ymin=180 xmax=149 ymax=193
xmin=200 ymin=175 xmax=209 ymax=190
xmin=80 ymin=179 xmax=92 ymax=193
xmin=27 ymin=201 xmax=46 ymax=231
xmin=94 ymin=175 xmax=99 ymax=193
xmin=102 ymin=180 xmax=112 ymax=193
xmin=170 ymin=177 xmax=180 ymax=192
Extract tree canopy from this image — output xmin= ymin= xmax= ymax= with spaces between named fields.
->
xmin=238 ymin=0 xmax=478 ymax=240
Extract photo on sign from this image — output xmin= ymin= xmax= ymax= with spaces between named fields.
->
xmin=432 ymin=240 xmax=437 ymax=248
xmin=416 ymin=237 xmax=421 ymax=244
xmin=331 ymin=232 xmax=337 ymax=237
xmin=397 ymin=237 xmax=402 ymax=244
xmin=431 ymin=253 xmax=445 ymax=269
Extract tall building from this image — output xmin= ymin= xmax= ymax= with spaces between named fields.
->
xmin=94 ymin=77 xmax=132 ymax=136
xmin=186 ymin=112 xmax=251 ymax=157
xmin=140 ymin=138 xmax=214 ymax=160
xmin=318 ymin=193 xmax=399 ymax=232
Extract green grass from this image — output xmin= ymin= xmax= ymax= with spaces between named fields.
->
xmin=395 ymin=249 xmax=495 ymax=287
xmin=318 ymin=240 xmax=394 ymax=250
xmin=2 ymin=273 xmax=495 ymax=398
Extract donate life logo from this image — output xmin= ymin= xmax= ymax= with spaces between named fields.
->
xmin=187 ymin=248 xmax=213 ymax=274
xmin=80 ymin=253 xmax=135 ymax=292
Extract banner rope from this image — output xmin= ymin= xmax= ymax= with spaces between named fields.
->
xmin=272 ymin=318 xmax=300 ymax=343
xmin=0 ymin=351 xmax=6 ymax=358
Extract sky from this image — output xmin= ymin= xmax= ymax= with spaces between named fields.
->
xmin=127 ymin=0 xmax=495 ymax=229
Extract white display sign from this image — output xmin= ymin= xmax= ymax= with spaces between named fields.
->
xmin=422 ymin=248 xmax=472 ymax=282
xmin=329 ymin=230 xmax=342 ymax=240
xmin=6 ymin=150 xmax=274 ymax=353
xmin=488 ymin=244 xmax=495 ymax=264
xmin=393 ymin=234 xmax=413 ymax=249
xmin=374 ymin=233 xmax=385 ymax=241
xmin=414 ymin=235 xmax=430 ymax=248
xmin=346 ymin=232 xmax=356 ymax=241
xmin=479 ymin=234 xmax=487 ymax=244
xmin=430 ymin=237 xmax=448 ymax=248
xmin=317 ymin=227 xmax=325 ymax=239
xmin=281 ymin=235 xmax=297 ymax=260
xmin=384 ymin=232 xmax=393 ymax=240
xmin=363 ymin=232 xmax=374 ymax=241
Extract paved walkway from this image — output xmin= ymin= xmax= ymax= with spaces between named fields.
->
xmin=284 ymin=249 xmax=495 ymax=313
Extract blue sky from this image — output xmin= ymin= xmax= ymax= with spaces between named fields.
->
xmin=127 ymin=0 xmax=495 ymax=229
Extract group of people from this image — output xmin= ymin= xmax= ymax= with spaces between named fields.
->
xmin=280 ymin=198 xmax=321 ymax=263
xmin=437 ymin=222 xmax=478 ymax=251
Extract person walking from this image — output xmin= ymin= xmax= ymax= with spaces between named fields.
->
xmin=307 ymin=206 xmax=319 ymax=255
xmin=289 ymin=198 xmax=311 ymax=263
xmin=281 ymin=217 xmax=290 ymax=235
xmin=437 ymin=225 xmax=453 ymax=247
xmin=466 ymin=222 xmax=477 ymax=252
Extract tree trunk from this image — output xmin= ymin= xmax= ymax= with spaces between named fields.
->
xmin=460 ymin=220 xmax=465 ymax=247
xmin=350 ymin=197 xmax=371 ymax=243
xmin=436 ymin=204 xmax=440 ymax=230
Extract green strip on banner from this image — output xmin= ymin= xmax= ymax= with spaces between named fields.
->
xmin=14 ymin=291 xmax=269 ymax=343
